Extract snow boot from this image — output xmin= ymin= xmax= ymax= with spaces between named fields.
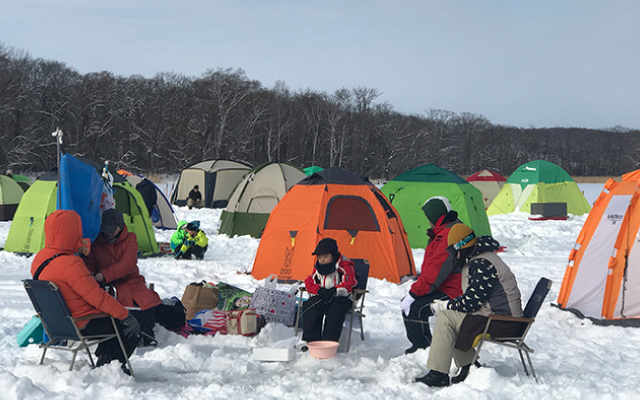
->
xmin=415 ymin=370 xmax=450 ymax=387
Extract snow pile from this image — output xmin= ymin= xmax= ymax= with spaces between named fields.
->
xmin=0 ymin=207 xmax=639 ymax=399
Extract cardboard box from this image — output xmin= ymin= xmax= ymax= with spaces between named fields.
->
xmin=252 ymin=348 xmax=296 ymax=362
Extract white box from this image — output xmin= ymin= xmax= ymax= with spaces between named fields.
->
xmin=252 ymin=348 xmax=296 ymax=362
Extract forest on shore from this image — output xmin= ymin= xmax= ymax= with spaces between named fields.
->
xmin=1 ymin=44 xmax=639 ymax=178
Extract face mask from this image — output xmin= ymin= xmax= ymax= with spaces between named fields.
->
xmin=315 ymin=261 xmax=336 ymax=276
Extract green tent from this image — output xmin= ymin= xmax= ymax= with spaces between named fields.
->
xmin=4 ymin=171 xmax=57 ymax=252
xmin=219 ymin=162 xmax=306 ymax=238
xmin=303 ymin=166 xmax=324 ymax=176
xmin=381 ymin=164 xmax=492 ymax=249
xmin=10 ymin=174 xmax=31 ymax=192
xmin=112 ymin=180 xmax=159 ymax=254
xmin=4 ymin=171 xmax=158 ymax=254
xmin=0 ymin=174 xmax=25 ymax=221
xmin=487 ymin=160 xmax=591 ymax=216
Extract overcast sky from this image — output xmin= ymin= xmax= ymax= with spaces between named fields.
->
xmin=2 ymin=0 xmax=639 ymax=129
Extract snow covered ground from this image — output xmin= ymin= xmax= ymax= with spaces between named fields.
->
xmin=1 ymin=205 xmax=639 ymax=400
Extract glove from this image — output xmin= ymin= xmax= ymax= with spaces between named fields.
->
xmin=430 ymin=299 xmax=449 ymax=316
xmin=316 ymin=288 xmax=326 ymax=296
xmin=187 ymin=240 xmax=196 ymax=246
xmin=173 ymin=247 xmax=184 ymax=259
xmin=121 ymin=314 xmax=141 ymax=339
xmin=400 ymin=295 xmax=415 ymax=316
xmin=321 ymin=287 xmax=337 ymax=302
xmin=336 ymin=287 xmax=348 ymax=297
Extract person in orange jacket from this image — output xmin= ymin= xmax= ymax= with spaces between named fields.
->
xmin=302 ymin=238 xmax=357 ymax=344
xmin=30 ymin=209 xmax=140 ymax=372
xmin=83 ymin=208 xmax=162 ymax=346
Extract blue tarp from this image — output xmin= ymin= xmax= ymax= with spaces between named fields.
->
xmin=58 ymin=153 xmax=104 ymax=242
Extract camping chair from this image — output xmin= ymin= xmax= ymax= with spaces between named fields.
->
xmin=294 ymin=259 xmax=370 ymax=352
xmin=23 ymin=280 xmax=134 ymax=376
xmin=470 ymin=277 xmax=552 ymax=382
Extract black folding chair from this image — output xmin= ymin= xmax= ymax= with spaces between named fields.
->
xmin=294 ymin=259 xmax=370 ymax=352
xmin=344 ymin=259 xmax=370 ymax=352
xmin=471 ymin=277 xmax=552 ymax=382
xmin=23 ymin=280 xmax=134 ymax=376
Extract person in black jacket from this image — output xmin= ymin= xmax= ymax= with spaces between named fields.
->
xmin=187 ymin=185 xmax=202 ymax=209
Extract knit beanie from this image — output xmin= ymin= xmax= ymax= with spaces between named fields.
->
xmin=422 ymin=196 xmax=452 ymax=226
xmin=312 ymin=238 xmax=339 ymax=260
xmin=447 ymin=224 xmax=477 ymax=250
xmin=100 ymin=208 xmax=125 ymax=234
xmin=186 ymin=221 xmax=200 ymax=231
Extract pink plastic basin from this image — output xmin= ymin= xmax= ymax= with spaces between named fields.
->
xmin=307 ymin=341 xmax=339 ymax=359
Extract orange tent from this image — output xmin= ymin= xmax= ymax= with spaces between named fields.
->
xmin=557 ymin=170 xmax=640 ymax=325
xmin=251 ymin=167 xmax=416 ymax=284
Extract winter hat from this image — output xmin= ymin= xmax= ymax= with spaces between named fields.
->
xmin=447 ymin=224 xmax=477 ymax=250
xmin=422 ymin=196 xmax=452 ymax=226
xmin=186 ymin=221 xmax=200 ymax=231
xmin=193 ymin=185 xmax=199 ymax=190
xmin=312 ymin=238 xmax=339 ymax=259
xmin=101 ymin=208 xmax=125 ymax=234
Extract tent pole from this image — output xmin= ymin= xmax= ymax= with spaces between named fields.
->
xmin=52 ymin=128 xmax=63 ymax=207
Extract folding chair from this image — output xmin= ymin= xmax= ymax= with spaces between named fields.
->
xmin=293 ymin=259 xmax=369 ymax=352
xmin=23 ymin=280 xmax=134 ymax=376
xmin=470 ymin=277 xmax=552 ymax=382
xmin=344 ymin=259 xmax=370 ymax=352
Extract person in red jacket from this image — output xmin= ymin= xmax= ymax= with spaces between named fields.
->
xmin=83 ymin=209 xmax=162 ymax=346
xmin=302 ymin=238 xmax=357 ymax=344
xmin=401 ymin=197 xmax=463 ymax=354
xmin=30 ymin=209 xmax=140 ymax=372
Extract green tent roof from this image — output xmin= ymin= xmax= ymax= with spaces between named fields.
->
xmin=392 ymin=163 xmax=469 ymax=184
xmin=506 ymin=160 xmax=574 ymax=188
xmin=303 ymin=166 xmax=324 ymax=176
xmin=382 ymin=164 xmax=492 ymax=249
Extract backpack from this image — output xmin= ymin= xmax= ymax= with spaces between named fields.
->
xmin=155 ymin=297 xmax=187 ymax=331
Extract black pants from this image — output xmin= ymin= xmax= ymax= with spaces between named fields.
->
xmin=402 ymin=290 xmax=450 ymax=349
xmin=81 ymin=317 xmax=138 ymax=366
xmin=182 ymin=245 xmax=207 ymax=260
xmin=131 ymin=305 xmax=156 ymax=343
xmin=302 ymin=295 xmax=352 ymax=342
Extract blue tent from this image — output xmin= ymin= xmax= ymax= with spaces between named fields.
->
xmin=58 ymin=154 xmax=104 ymax=243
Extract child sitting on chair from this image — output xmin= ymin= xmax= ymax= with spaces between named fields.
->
xmin=302 ymin=238 xmax=357 ymax=344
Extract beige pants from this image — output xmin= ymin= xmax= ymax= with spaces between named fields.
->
xmin=187 ymin=198 xmax=202 ymax=209
xmin=426 ymin=310 xmax=476 ymax=374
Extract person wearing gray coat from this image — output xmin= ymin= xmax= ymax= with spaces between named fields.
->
xmin=416 ymin=224 xmax=523 ymax=387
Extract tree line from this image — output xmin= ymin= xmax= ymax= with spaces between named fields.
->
xmin=1 ymin=43 xmax=639 ymax=179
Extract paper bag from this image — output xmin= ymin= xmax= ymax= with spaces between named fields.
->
xmin=181 ymin=284 xmax=220 ymax=320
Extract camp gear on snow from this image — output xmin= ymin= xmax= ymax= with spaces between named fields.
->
xmin=155 ymin=297 xmax=187 ymax=332
xmin=557 ymin=170 xmax=640 ymax=325
xmin=252 ymin=167 xmax=415 ymax=284
xmin=219 ymin=162 xmax=306 ymax=238
xmin=24 ymin=279 xmax=135 ymax=375
xmin=217 ymin=282 xmax=253 ymax=311
xmin=381 ymin=163 xmax=491 ymax=249
xmin=171 ymin=159 xmax=252 ymax=208
xmin=249 ymin=286 xmax=296 ymax=327
xmin=0 ymin=174 xmax=25 ymax=221
xmin=181 ymin=283 xmax=220 ymax=320
xmin=117 ymin=170 xmax=178 ymax=230
xmin=252 ymin=347 xmax=296 ymax=362
xmin=466 ymin=169 xmax=507 ymax=209
xmin=306 ymin=340 xmax=339 ymax=359
xmin=17 ymin=315 xmax=45 ymax=347
xmin=227 ymin=309 xmax=258 ymax=336
xmin=487 ymin=160 xmax=590 ymax=216
xmin=467 ymin=277 xmax=552 ymax=383
xmin=187 ymin=309 xmax=228 ymax=335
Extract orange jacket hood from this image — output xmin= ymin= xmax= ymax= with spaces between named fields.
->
xmin=44 ymin=209 xmax=84 ymax=253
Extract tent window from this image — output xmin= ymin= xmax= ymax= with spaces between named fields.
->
xmin=324 ymin=196 xmax=379 ymax=231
